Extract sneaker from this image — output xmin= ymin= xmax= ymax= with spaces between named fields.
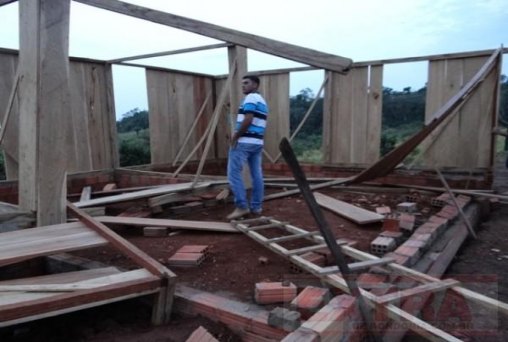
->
xmin=227 ymin=207 xmax=250 ymax=220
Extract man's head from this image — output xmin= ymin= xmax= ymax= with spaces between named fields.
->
xmin=242 ymin=75 xmax=260 ymax=95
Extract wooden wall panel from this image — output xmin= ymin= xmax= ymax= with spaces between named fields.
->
xmin=68 ymin=61 xmax=118 ymax=172
xmin=0 ymin=52 xmax=118 ymax=178
xmin=146 ymin=70 xmax=214 ymax=165
xmin=259 ymin=74 xmax=290 ymax=159
xmin=213 ymin=78 xmax=230 ymax=159
xmin=422 ymin=56 xmax=496 ymax=168
xmin=323 ymin=66 xmax=383 ymax=164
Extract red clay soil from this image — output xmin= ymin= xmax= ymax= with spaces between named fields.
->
xmin=2 ymin=189 xmax=507 ymax=341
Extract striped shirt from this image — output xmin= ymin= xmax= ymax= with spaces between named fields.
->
xmin=236 ymin=92 xmax=268 ymax=145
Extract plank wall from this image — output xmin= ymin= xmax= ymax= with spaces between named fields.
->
xmin=0 ymin=52 xmax=118 ymax=179
xmin=146 ymin=69 xmax=215 ymax=164
xmin=0 ymin=53 xmax=19 ymax=179
xmin=421 ymin=56 xmax=498 ymax=168
xmin=322 ymin=66 xmax=383 ymax=165
xmin=258 ymin=73 xmax=290 ymax=159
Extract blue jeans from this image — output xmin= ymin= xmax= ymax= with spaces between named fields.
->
xmin=227 ymin=143 xmax=264 ymax=211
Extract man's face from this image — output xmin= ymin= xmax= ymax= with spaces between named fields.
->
xmin=242 ymin=78 xmax=257 ymax=94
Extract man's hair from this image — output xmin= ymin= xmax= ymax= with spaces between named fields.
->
xmin=242 ymin=75 xmax=260 ymax=85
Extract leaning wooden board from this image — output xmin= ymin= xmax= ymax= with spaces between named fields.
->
xmin=94 ymin=216 xmax=238 ymax=233
xmin=313 ymin=192 xmax=384 ymax=225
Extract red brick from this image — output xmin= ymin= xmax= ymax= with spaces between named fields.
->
xmin=382 ymin=218 xmax=400 ymax=232
xmin=177 ymin=245 xmax=210 ymax=255
xmin=301 ymin=295 xmax=358 ymax=340
xmin=290 ymin=286 xmax=330 ymax=319
xmin=167 ymin=252 xmax=205 ymax=267
xmin=356 ymin=273 xmax=387 ymax=290
xmin=376 ymin=206 xmax=391 ymax=215
xmin=255 ymin=282 xmax=297 ymax=304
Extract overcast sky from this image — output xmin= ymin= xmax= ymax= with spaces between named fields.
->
xmin=0 ymin=0 xmax=507 ymax=118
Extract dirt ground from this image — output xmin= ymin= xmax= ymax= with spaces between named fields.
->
xmin=1 ymin=188 xmax=507 ymax=341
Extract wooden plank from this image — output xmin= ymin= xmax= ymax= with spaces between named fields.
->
xmin=192 ymin=60 xmax=236 ymax=184
xmin=67 ymin=203 xmax=175 ymax=278
xmin=0 ymin=222 xmax=91 ymax=248
xmin=0 ymin=276 xmax=160 ymax=323
xmin=260 ymin=73 xmax=290 ymax=158
xmin=80 ymin=186 xmax=92 ymax=202
xmin=0 ymin=0 xmax=17 ymax=6
xmin=95 ymin=216 xmax=238 ymax=233
xmin=365 ymin=65 xmax=383 ymax=162
xmin=376 ymin=279 xmax=459 ymax=304
xmin=0 ymin=269 xmax=153 ymax=292
xmin=350 ymin=66 xmax=369 ymax=163
xmin=313 ymin=192 xmax=384 ymax=224
xmin=318 ymin=257 xmax=395 ymax=275
xmin=264 ymin=231 xmax=321 ymax=243
xmin=0 ymin=267 xmax=121 ymax=285
xmin=73 ymin=182 xmax=211 ymax=207
xmin=108 ymin=43 xmax=230 ymax=63
xmin=74 ymin=0 xmax=352 ymax=73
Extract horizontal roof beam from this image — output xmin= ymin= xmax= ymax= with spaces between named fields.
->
xmin=107 ymin=42 xmax=232 ymax=64
xmin=73 ymin=0 xmax=352 ymax=73
xmin=0 ymin=0 xmax=17 ymax=7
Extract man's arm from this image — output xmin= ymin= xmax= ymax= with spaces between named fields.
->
xmin=231 ymin=113 xmax=254 ymax=147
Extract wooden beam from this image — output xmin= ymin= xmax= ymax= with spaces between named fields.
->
xmin=67 ymin=202 xmax=175 ymax=277
xmin=0 ymin=0 xmax=17 ymax=6
xmin=192 ymin=59 xmax=236 ymax=185
xmin=435 ymin=169 xmax=477 ymax=238
xmin=347 ymin=48 xmax=502 ymax=185
xmin=94 ymin=215 xmax=239 ymax=233
xmin=274 ymin=75 xmax=327 ymax=163
xmin=353 ymin=47 xmax=508 ymax=67
xmin=107 ymin=43 xmax=231 ymax=63
xmin=0 ymin=277 xmax=160 ymax=323
xmin=73 ymin=182 xmax=211 ymax=207
xmin=313 ymin=191 xmax=384 ymax=224
xmin=73 ymin=0 xmax=352 ymax=73
xmin=18 ymin=0 xmax=72 ymax=225
xmin=376 ymin=279 xmax=459 ymax=304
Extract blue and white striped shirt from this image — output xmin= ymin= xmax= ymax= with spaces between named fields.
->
xmin=236 ymin=92 xmax=269 ymax=145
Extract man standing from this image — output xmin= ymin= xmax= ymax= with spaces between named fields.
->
xmin=227 ymin=75 xmax=268 ymax=220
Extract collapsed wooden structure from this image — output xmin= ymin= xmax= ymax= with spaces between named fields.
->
xmin=0 ymin=0 xmax=507 ymax=340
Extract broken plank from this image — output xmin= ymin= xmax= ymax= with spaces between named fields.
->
xmin=94 ymin=216 xmax=238 ymax=233
xmin=80 ymin=186 xmax=91 ymax=202
xmin=73 ymin=182 xmax=212 ymax=207
xmin=313 ymin=192 xmax=384 ymax=224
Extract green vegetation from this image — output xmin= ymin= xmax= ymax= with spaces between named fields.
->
xmin=94 ymin=74 xmax=508 ymax=168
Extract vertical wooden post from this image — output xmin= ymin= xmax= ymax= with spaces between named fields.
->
xmin=227 ymin=46 xmax=252 ymax=187
xmin=18 ymin=0 xmax=71 ymax=225
xmin=227 ymin=45 xmax=247 ymax=132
